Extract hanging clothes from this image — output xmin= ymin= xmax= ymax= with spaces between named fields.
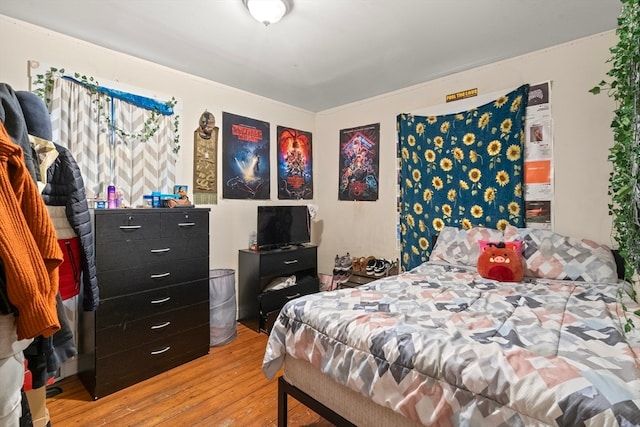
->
xmin=0 ymin=122 xmax=62 ymax=339
xmin=17 ymin=90 xmax=99 ymax=311
xmin=15 ymin=90 xmax=83 ymax=387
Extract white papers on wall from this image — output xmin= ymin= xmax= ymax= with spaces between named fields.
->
xmin=524 ymin=81 xmax=553 ymax=229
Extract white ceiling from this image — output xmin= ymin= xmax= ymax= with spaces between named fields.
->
xmin=0 ymin=0 xmax=621 ymax=112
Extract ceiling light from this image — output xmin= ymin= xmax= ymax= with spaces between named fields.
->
xmin=243 ymin=0 xmax=291 ymax=26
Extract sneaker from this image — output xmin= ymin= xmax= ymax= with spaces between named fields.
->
xmin=374 ymin=259 xmax=392 ymax=277
xmin=365 ymin=258 xmax=378 ymax=275
xmin=335 ymin=253 xmax=352 ymax=271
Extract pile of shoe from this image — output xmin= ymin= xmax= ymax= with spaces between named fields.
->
xmin=332 ymin=253 xmax=353 ymax=285
xmin=352 ymin=256 xmax=373 ymax=272
xmin=365 ymin=258 xmax=393 ymax=277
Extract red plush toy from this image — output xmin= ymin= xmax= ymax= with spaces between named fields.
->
xmin=477 ymin=241 xmax=524 ymax=282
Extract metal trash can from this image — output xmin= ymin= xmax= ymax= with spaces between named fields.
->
xmin=209 ymin=269 xmax=237 ymax=346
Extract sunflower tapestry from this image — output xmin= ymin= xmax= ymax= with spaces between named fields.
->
xmin=397 ymin=84 xmax=529 ymax=270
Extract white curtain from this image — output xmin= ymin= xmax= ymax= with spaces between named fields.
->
xmin=47 ymin=77 xmax=177 ymax=206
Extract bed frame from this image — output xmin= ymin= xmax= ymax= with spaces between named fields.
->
xmin=278 ymin=376 xmax=355 ymax=427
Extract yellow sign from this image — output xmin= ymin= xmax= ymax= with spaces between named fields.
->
xmin=446 ymin=88 xmax=478 ymax=102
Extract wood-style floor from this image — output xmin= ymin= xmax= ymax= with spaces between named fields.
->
xmin=45 ymin=324 xmax=334 ymax=426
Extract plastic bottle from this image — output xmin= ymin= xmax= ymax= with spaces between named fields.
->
xmin=152 ymin=191 xmax=161 ymax=208
xmin=115 ymin=190 xmax=123 ymax=208
xmin=107 ymin=184 xmax=117 ymax=209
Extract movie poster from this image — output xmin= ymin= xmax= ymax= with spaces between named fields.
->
xmin=222 ymin=112 xmax=270 ymax=199
xmin=277 ymin=126 xmax=313 ymax=200
xmin=339 ymin=123 xmax=380 ymax=201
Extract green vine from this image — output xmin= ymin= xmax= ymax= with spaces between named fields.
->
xmin=33 ymin=67 xmax=181 ymax=154
xmin=590 ymin=0 xmax=640 ymax=332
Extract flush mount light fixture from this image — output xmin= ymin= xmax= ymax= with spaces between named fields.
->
xmin=243 ymin=0 xmax=291 ymax=26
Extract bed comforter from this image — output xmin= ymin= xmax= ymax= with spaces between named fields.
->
xmin=263 ymin=262 xmax=640 ymax=426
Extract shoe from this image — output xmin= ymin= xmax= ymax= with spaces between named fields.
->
xmin=352 ymin=257 xmax=361 ymax=272
xmin=342 ymin=252 xmax=352 ymax=271
xmin=335 ymin=253 xmax=352 ymax=271
xmin=374 ymin=259 xmax=392 ymax=277
xmin=365 ymin=258 xmax=378 ymax=275
xmin=333 ymin=269 xmax=351 ymax=284
xmin=332 ymin=269 xmax=343 ymax=286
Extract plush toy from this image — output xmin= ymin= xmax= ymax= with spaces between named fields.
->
xmin=477 ymin=241 xmax=524 ymax=282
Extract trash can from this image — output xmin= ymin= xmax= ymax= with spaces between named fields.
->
xmin=209 ymin=269 xmax=237 ymax=346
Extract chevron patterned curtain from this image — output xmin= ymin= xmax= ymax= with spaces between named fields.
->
xmin=397 ymin=84 xmax=529 ymax=271
xmin=48 ymin=77 xmax=176 ymax=206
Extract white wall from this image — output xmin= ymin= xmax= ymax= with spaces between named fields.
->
xmin=0 ymin=15 xmax=617 ymax=278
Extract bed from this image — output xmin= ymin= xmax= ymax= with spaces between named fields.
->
xmin=262 ymin=226 xmax=640 ymax=426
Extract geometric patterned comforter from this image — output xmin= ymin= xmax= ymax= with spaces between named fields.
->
xmin=263 ymin=262 xmax=640 ymax=426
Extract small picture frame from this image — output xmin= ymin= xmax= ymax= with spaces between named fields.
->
xmin=174 ymin=185 xmax=189 ymax=199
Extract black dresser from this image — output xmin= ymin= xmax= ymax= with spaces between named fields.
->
xmin=79 ymin=208 xmax=210 ymax=399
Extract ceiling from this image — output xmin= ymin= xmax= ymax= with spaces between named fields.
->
xmin=0 ymin=1 xmax=621 ymax=112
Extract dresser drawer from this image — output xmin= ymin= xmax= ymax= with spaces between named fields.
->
xmin=258 ymin=276 xmax=318 ymax=314
xmin=96 ymin=301 xmax=209 ymax=356
xmin=94 ymin=211 xmax=160 ymax=243
xmin=92 ymin=324 xmax=209 ymax=399
xmin=97 ymin=257 xmax=209 ymax=299
xmin=259 ymin=246 xmax=317 ymax=277
xmin=96 ymin=236 xmax=209 ymax=271
xmin=160 ymin=210 xmax=209 ymax=239
xmin=97 ymin=280 xmax=208 ymax=328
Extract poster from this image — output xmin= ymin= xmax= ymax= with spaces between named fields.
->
xmin=277 ymin=126 xmax=313 ymax=200
xmin=338 ymin=123 xmax=380 ymax=201
xmin=222 ymin=112 xmax=270 ymax=200
xmin=524 ymin=81 xmax=553 ymax=228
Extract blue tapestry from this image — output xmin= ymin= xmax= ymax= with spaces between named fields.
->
xmin=397 ymin=84 xmax=529 ymax=270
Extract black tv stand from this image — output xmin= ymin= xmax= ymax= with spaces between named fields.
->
xmin=238 ymin=245 xmax=318 ymax=334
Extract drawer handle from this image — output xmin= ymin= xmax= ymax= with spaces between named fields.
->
xmin=150 ymin=248 xmax=171 ymax=254
xmin=150 ymin=272 xmax=171 ymax=279
xmin=151 ymin=296 xmax=171 ymax=304
xmin=119 ymin=225 xmax=141 ymax=230
xmin=151 ymin=346 xmax=171 ymax=355
xmin=285 ymin=293 xmax=301 ymax=299
xmin=283 ymin=260 xmax=299 ymax=265
xmin=178 ymin=222 xmax=196 ymax=227
xmin=151 ymin=321 xmax=171 ymax=330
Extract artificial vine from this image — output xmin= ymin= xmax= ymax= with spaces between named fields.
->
xmin=590 ymin=0 xmax=640 ymax=332
xmin=33 ymin=67 xmax=181 ymax=154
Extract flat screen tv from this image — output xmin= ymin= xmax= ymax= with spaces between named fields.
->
xmin=257 ymin=205 xmax=311 ymax=250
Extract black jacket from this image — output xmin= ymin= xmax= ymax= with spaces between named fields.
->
xmin=41 ymin=143 xmax=99 ymax=311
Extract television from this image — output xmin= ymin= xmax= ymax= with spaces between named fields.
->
xmin=256 ymin=205 xmax=311 ymax=250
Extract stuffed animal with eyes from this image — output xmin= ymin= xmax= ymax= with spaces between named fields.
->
xmin=477 ymin=241 xmax=524 ymax=282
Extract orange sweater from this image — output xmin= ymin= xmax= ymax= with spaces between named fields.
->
xmin=0 ymin=122 xmax=62 ymax=339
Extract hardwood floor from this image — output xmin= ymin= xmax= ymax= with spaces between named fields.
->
xmin=45 ymin=324 xmax=334 ymax=426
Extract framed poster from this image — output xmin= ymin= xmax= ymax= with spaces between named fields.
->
xmin=222 ymin=112 xmax=270 ymax=200
xmin=339 ymin=123 xmax=380 ymax=201
xmin=277 ymin=126 xmax=313 ymax=200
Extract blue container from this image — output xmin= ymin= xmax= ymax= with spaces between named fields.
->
xmin=152 ymin=191 xmax=161 ymax=208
